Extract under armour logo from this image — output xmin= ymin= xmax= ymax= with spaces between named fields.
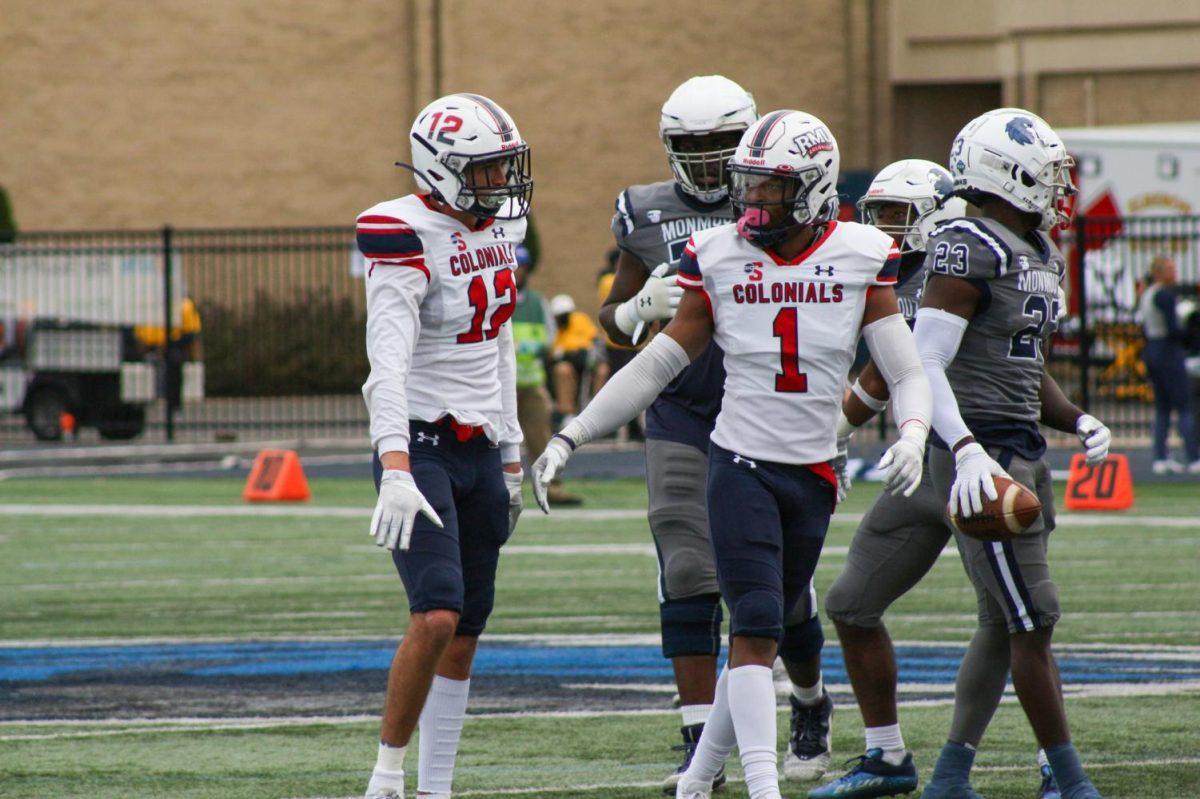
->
xmin=732 ymin=454 xmax=757 ymax=469
xmin=416 ymin=432 xmax=439 ymax=446
xmin=814 ymin=264 xmax=835 ymax=276
xmin=492 ymin=227 xmax=505 ymax=239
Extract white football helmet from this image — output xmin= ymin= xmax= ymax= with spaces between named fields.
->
xmin=660 ymin=76 xmax=757 ymax=203
xmin=727 ymin=110 xmax=840 ymax=248
xmin=404 ymin=93 xmax=532 ymax=220
xmin=857 ymin=159 xmax=967 ymax=254
xmin=949 ymin=108 xmax=1075 ymax=230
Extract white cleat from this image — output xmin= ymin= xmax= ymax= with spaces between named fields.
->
xmin=675 ymin=777 xmax=713 ymax=799
xmin=365 ymin=768 xmax=404 ymax=799
xmin=1153 ymin=459 xmax=1184 ymax=475
xmin=784 ymin=747 xmax=831 ymax=781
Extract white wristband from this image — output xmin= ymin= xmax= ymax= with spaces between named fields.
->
xmin=851 ymin=379 xmax=888 ymax=413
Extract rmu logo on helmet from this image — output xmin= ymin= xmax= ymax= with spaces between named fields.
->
xmin=794 ymin=127 xmax=834 ymax=158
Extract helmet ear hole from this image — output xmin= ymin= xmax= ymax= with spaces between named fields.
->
xmin=1019 ymin=170 xmax=1037 ymax=188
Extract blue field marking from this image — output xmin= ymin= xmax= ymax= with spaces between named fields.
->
xmin=1 ymin=641 xmax=1198 ymax=685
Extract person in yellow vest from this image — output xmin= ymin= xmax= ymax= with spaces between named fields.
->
xmin=134 ymin=297 xmax=202 ymax=408
xmin=512 ymin=248 xmax=582 ymax=505
xmin=549 ymin=293 xmax=609 ymax=423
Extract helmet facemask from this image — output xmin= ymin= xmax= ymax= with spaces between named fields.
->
xmin=664 ymin=129 xmax=745 ymax=203
xmin=729 ymin=166 xmax=825 ymax=248
xmin=858 ymin=197 xmax=940 ymax=254
xmin=444 ymin=145 xmax=533 ymax=220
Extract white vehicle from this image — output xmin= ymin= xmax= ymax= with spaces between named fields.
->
xmin=0 ymin=246 xmax=203 ymax=440
xmin=1059 ymin=122 xmax=1200 ymax=322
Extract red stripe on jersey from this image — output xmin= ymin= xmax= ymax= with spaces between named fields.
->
xmin=361 ymin=250 xmax=423 ymax=259
xmin=676 ymin=274 xmax=703 ymax=288
xmin=369 ymin=258 xmax=430 ymax=281
xmin=766 ymin=221 xmax=838 ymax=266
xmin=358 ymin=214 xmax=410 ymax=225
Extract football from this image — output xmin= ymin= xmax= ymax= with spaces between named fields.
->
xmin=949 ymin=475 xmax=1042 ymax=542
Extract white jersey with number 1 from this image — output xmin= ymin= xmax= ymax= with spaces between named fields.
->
xmin=358 ymin=193 xmax=527 ymax=459
xmin=676 ymin=220 xmax=899 ymax=465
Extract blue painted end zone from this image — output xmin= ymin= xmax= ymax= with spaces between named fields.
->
xmin=1 ymin=641 xmax=1198 ymax=685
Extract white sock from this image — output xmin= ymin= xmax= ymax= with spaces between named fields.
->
xmin=865 ymin=723 xmax=906 ymax=765
xmin=791 ymin=673 xmax=824 ymax=706
xmin=1037 ymin=748 xmax=1049 ymax=769
xmin=416 ymin=675 xmax=470 ymax=796
xmin=680 ymin=703 xmax=713 ymax=728
xmin=372 ymin=740 xmax=407 ymax=784
xmin=728 ymin=665 xmax=781 ymax=799
xmin=683 ymin=667 xmax=736 ymax=785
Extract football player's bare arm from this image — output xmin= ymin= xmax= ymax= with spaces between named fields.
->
xmin=660 ymin=288 xmax=715 ymax=361
xmin=597 ymin=249 xmax=649 ymax=345
xmin=1038 ymin=368 xmax=1085 ymax=434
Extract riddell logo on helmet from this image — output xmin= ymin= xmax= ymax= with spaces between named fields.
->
xmin=743 ymin=157 xmax=767 ymax=166
xmin=794 ymin=128 xmax=834 ymax=158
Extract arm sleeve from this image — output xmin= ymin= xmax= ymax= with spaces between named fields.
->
xmin=358 ymin=215 xmax=430 ymax=456
xmin=913 ymin=306 xmax=972 ymax=449
xmin=861 ymin=313 xmax=930 ymax=437
xmin=496 ymin=321 xmax=523 ymax=463
xmin=559 ymin=333 xmax=690 ymax=446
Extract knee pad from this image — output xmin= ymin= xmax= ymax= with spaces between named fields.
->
xmin=823 ymin=577 xmax=883 ymax=628
xmin=778 ymin=614 xmax=824 ymax=662
xmin=660 ymin=541 xmax=719 ymax=599
xmin=729 ymin=589 xmax=783 ymax=640
xmin=660 ymin=594 xmax=722 ymax=658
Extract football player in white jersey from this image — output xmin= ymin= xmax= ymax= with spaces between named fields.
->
xmin=599 ymin=76 xmax=835 ymax=791
xmin=358 ymin=93 xmax=531 ymax=799
xmin=532 ymin=111 xmax=933 ymax=799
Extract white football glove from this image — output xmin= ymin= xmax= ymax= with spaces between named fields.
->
xmin=504 ymin=468 xmax=524 ymax=535
xmin=878 ymin=427 xmax=925 ymax=498
xmin=950 ymin=442 xmax=1010 ymax=518
xmin=1075 ymin=414 xmax=1111 ymax=465
xmin=614 ymin=269 xmax=682 ymax=336
xmin=370 ymin=469 xmax=443 ymax=551
xmin=833 ymin=433 xmax=851 ymax=503
xmin=532 ymin=436 xmax=573 ymax=513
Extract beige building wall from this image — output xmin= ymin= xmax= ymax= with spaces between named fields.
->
xmin=887 ymin=0 xmax=1200 ymax=159
xmin=5 ymin=0 xmax=1198 ymax=310
xmin=1 ymin=0 xmax=872 ymax=310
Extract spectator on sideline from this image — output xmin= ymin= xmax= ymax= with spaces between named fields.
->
xmin=597 ymin=247 xmax=643 ymax=441
xmin=1139 ymin=254 xmax=1200 ymax=474
xmin=549 ymin=294 xmax=609 ymax=424
xmin=512 ymin=247 xmax=581 ymax=506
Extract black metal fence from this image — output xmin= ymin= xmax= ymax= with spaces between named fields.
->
xmin=1 ymin=215 xmax=1196 ymax=446
xmin=0 ymin=226 xmax=367 ymax=444
xmin=1059 ymin=214 xmax=1200 ymax=437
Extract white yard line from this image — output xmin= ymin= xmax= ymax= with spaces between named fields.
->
xmin=4 ymin=502 xmax=1200 ymax=528
xmin=4 ymin=681 xmax=1197 ymax=741
xmin=1 ymin=631 xmax=1197 ymax=652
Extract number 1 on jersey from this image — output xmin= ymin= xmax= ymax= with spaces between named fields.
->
xmin=772 ymin=307 xmax=809 ymax=393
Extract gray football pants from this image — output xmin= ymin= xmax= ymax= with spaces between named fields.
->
xmin=823 ymin=458 xmax=1024 ymax=747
